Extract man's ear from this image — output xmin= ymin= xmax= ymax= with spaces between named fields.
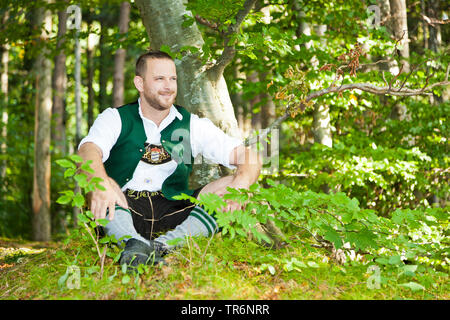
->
xmin=133 ymin=75 xmax=144 ymax=92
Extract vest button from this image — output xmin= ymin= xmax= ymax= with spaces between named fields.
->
xmin=126 ymin=178 xmax=129 ymax=181
xmin=139 ymin=149 xmax=143 ymax=152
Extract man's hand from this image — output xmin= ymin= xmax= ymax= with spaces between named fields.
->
xmin=89 ymin=177 xmax=128 ymax=221
xmin=214 ymin=183 xmax=244 ymax=213
xmin=78 ymin=142 xmax=128 ymax=221
xmin=220 ymin=144 xmax=262 ymax=212
xmin=200 ymin=145 xmax=262 ymax=213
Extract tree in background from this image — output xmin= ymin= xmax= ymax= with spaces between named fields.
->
xmin=0 ymin=0 xmax=447 ymax=240
xmin=32 ymin=4 xmax=53 ymax=241
xmin=112 ymin=1 xmax=131 ymax=107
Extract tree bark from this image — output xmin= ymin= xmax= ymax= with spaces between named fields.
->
xmin=248 ymin=72 xmax=261 ymax=132
xmin=1 ymin=11 xmax=9 ymax=181
xmin=52 ymin=8 xmax=68 ymax=234
xmin=312 ymin=25 xmax=332 ymax=148
xmin=32 ymin=6 xmax=52 ymax=242
xmin=52 ymin=9 xmax=67 ymax=157
xmin=87 ymin=39 xmax=95 ymax=128
xmin=98 ymin=19 xmax=109 ymax=111
xmin=135 ymin=0 xmax=241 ymax=187
xmin=230 ymin=61 xmax=248 ymax=137
xmin=74 ymin=28 xmax=82 ymax=146
xmin=312 ymin=104 xmax=332 ymax=147
xmin=427 ymin=0 xmax=442 ymax=52
xmin=113 ymin=1 xmax=131 ymax=108
xmin=389 ymin=0 xmax=410 ymax=72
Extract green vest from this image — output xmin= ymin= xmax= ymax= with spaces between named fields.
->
xmin=104 ymin=101 xmax=194 ymax=200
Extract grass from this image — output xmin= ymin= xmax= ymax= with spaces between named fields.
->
xmin=0 ymin=231 xmax=448 ymax=300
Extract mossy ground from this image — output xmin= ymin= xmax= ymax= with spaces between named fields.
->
xmin=0 ymin=233 xmax=448 ymax=300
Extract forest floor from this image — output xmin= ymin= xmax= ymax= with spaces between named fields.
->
xmin=0 ymin=233 xmax=448 ymax=300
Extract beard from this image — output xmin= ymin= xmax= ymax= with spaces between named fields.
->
xmin=142 ymin=90 xmax=176 ymax=111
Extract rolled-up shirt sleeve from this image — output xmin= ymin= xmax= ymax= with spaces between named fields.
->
xmin=78 ymin=108 xmax=121 ymax=162
xmin=190 ymin=114 xmax=243 ymax=169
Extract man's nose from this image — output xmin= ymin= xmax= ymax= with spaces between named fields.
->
xmin=163 ymin=79 xmax=173 ymax=89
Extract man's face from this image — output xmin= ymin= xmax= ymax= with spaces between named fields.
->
xmin=137 ymin=58 xmax=177 ymax=110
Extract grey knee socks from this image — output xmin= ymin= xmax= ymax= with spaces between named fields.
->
xmin=104 ymin=205 xmax=218 ymax=252
xmin=104 ymin=208 xmax=151 ymax=247
xmin=154 ymin=205 xmax=218 ymax=250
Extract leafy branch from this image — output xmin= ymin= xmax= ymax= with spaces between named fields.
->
xmin=245 ymin=45 xmax=449 ymax=145
xmin=201 ymin=0 xmax=258 ymax=81
xmin=56 ymin=155 xmax=119 ymax=280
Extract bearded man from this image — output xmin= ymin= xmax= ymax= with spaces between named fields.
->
xmin=78 ymin=51 xmax=261 ymax=269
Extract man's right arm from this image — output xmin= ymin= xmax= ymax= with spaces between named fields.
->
xmin=78 ymin=142 xmax=128 ymax=221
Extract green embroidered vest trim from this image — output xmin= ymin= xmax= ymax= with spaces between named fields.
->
xmin=104 ymin=101 xmax=194 ymax=200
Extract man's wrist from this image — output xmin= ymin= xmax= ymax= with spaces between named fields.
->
xmin=230 ymin=175 xmax=253 ymax=190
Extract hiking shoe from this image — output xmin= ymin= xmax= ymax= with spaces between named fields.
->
xmin=119 ymin=239 xmax=165 ymax=272
xmin=152 ymin=240 xmax=171 ymax=257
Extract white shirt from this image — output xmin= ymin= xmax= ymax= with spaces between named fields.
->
xmin=78 ymin=100 xmax=242 ymax=192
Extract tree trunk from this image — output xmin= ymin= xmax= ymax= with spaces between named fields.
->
xmin=113 ymin=1 xmax=131 ymax=108
xmin=312 ymin=104 xmax=332 ymax=148
xmin=230 ymin=61 xmax=248 ymax=137
xmin=1 ymin=11 xmax=9 ymax=181
xmin=52 ymin=9 xmax=67 ymax=157
xmin=32 ymin=6 xmax=52 ymax=242
xmin=420 ymin=0 xmax=428 ymax=50
xmin=294 ymin=10 xmax=332 ymax=147
xmin=376 ymin=0 xmax=399 ymax=74
xmin=389 ymin=0 xmax=410 ymax=72
xmin=135 ymin=0 xmax=241 ymax=187
xmin=248 ymin=72 xmax=261 ymax=132
xmin=98 ymin=21 xmax=109 ymax=111
xmin=52 ymin=8 xmax=68 ymax=235
xmin=259 ymin=72 xmax=276 ymax=130
xmin=74 ymin=28 xmax=82 ymax=146
xmin=386 ymin=0 xmax=411 ymax=118
xmin=87 ymin=33 xmax=95 ymax=128
xmin=427 ymin=0 xmax=441 ymax=52
xmin=311 ymin=25 xmax=332 ymax=148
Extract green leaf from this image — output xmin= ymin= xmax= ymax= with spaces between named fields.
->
xmin=323 ymin=227 xmax=343 ymax=249
xmin=80 ymin=161 xmax=95 ymax=174
xmin=85 ymin=210 xmax=94 ymax=219
xmin=181 ymin=14 xmax=195 ymax=28
xmin=267 ymin=265 xmax=276 ymax=275
xmin=56 ymin=195 xmax=72 ymax=205
xmin=375 ymin=257 xmax=389 ymax=265
xmin=99 ymin=236 xmax=111 ymax=244
xmin=74 ymin=173 xmax=88 ymax=188
xmin=64 ymin=168 xmax=76 ymax=178
xmin=72 ymin=193 xmax=85 ymax=208
xmin=398 ymin=282 xmax=425 ymax=291
xmin=77 ymin=213 xmax=89 ymax=223
xmin=69 ymin=154 xmax=84 ymax=163
xmin=399 ymin=265 xmax=418 ymax=277
xmin=56 ymin=159 xmax=76 ymax=169
xmin=97 ymin=218 xmax=110 ymax=227
xmin=121 ymin=275 xmax=130 ymax=284
xmin=388 ymin=255 xmax=402 ymax=265
xmin=90 ymin=177 xmax=104 ymax=184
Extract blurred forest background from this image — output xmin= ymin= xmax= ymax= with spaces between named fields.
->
xmin=0 ymin=0 xmax=448 ymax=299
xmin=1 ymin=0 xmax=447 ymax=240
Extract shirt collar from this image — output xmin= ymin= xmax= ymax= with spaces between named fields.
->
xmin=137 ymin=98 xmax=183 ymax=123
